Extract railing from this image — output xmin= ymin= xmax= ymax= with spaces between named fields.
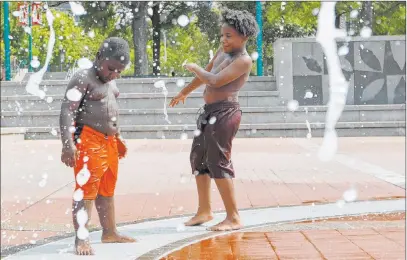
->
xmin=65 ymin=60 xmax=79 ymax=80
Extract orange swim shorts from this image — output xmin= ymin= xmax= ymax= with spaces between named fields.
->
xmin=73 ymin=125 xmax=119 ymax=200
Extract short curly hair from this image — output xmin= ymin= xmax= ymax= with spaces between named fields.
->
xmin=98 ymin=37 xmax=130 ymax=64
xmin=221 ymin=8 xmax=259 ymax=38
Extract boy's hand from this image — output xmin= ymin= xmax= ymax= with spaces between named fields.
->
xmin=61 ymin=146 xmax=78 ymax=167
xmin=183 ymin=63 xmax=198 ymax=72
xmin=116 ymin=135 xmax=127 ymax=159
xmin=169 ymin=92 xmax=187 ymax=107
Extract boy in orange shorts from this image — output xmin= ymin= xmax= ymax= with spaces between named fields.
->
xmin=60 ymin=37 xmax=135 ymax=255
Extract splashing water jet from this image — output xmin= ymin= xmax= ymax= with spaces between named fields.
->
xmin=316 ymin=2 xmax=349 ymax=162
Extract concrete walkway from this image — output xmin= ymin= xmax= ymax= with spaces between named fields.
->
xmin=1 ymin=136 xmax=405 ymax=259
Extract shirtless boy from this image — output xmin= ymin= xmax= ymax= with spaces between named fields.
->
xmin=60 ymin=37 xmax=136 ymax=255
xmin=169 ymin=9 xmax=259 ymax=231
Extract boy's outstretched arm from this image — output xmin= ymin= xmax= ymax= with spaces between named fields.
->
xmin=185 ymin=55 xmax=252 ymax=88
xmin=169 ymin=48 xmax=221 ymax=107
xmin=180 ymin=48 xmax=221 ymax=95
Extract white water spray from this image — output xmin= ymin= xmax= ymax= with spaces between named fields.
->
xmin=25 ymin=9 xmax=55 ymax=99
xmin=316 ymin=2 xmax=349 ymax=162
xmin=154 ymin=80 xmax=171 ymax=124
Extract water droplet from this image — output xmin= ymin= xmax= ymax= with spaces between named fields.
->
xmin=176 ymin=79 xmax=185 ymax=88
xmin=77 ymin=227 xmax=89 ymax=240
xmin=342 ymin=188 xmax=358 ymax=202
xmin=12 ymin=11 xmax=21 ymax=17
xmin=251 ymin=52 xmax=259 ymax=61
xmin=24 ymin=27 xmax=32 ymax=35
xmin=304 ymin=91 xmax=313 ymax=99
xmin=8 ymin=35 xmax=13 ymax=40
xmin=312 ymin=8 xmax=319 ymax=16
xmin=209 ymin=117 xmax=217 ymax=124
xmin=76 ymin=165 xmax=91 ymax=187
xmin=193 ymin=129 xmax=201 ymax=137
xmin=33 ymin=233 xmax=38 ymax=238
xmin=193 ymin=170 xmax=199 ymax=176
xmin=154 ymin=80 xmax=166 ymax=89
xmin=76 ymin=208 xmax=88 ymax=226
xmin=38 ymin=179 xmax=47 ymax=188
xmin=77 ymin=58 xmax=93 ymax=69
xmin=68 ymin=126 xmax=76 ymax=133
xmin=287 ymin=100 xmax=299 ymax=111
xmin=69 ymin=2 xmax=86 ymax=16
xmin=111 ymin=117 xmax=117 ymax=122
xmin=350 ymin=10 xmax=358 ymax=18
xmin=73 ymin=189 xmax=84 ymax=202
xmin=360 ymin=27 xmax=372 ymax=38
xmin=177 ymin=15 xmax=189 ymax=27
xmin=88 ymin=31 xmax=95 ymax=38
xmin=180 ymin=133 xmax=188 ymax=140
xmin=46 ymin=97 xmax=53 ymax=103
xmin=66 ymin=88 xmax=82 ymax=102
xmin=29 ymin=240 xmax=36 ymax=244
xmin=338 ymin=46 xmax=349 ymax=56
xmin=50 ymin=129 xmax=58 ymax=136
xmin=83 ymin=156 xmax=89 ymax=162
xmin=30 ymin=58 xmax=40 ymax=69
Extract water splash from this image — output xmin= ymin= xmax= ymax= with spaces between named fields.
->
xmin=305 ymin=120 xmax=312 ymax=138
xmin=316 ymin=2 xmax=349 ymax=162
xmin=25 ymin=9 xmax=55 ymax=99
xmin=177 ymin=15 xmax=189 ymax=27
xmin=343 ymin=188 xmax=358 ymax=202
xmin=73 ymin=188 xmax=84 ymax=201
xmin=76 ymin=208 xmax=88 ymax=226
xmin=77 ymin=58 xmax=93 ymax=69
xmin=69 ymin=2 xmax=86 ymax=16
xmin=251 ymin=52 xmax=259 ymax=61
xmin=154 ymin=80 xmax=171 ymax=124
xmin=77 ymin=226 xmax=89 ymax=240
xmin=287 ymin=100 xmax=299 ymax=111
xmin=76 ymin=164 xmax=91 ymax=187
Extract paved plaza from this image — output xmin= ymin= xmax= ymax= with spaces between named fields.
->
xmin=1 ymin=136 xmax=405 ymax=259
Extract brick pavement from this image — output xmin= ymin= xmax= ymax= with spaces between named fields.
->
xmin=1 ymin=136 xmax=405 ymax=254
xmin=162 ymin=214 xmax=406 ymax=260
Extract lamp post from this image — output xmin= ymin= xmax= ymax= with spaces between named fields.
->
xmin=28 ymin=2 xmax=33 ymax=72
xmin=256 ymin=1 xmax=263 ymax=76
xmin=3 ymin=1 xmax=11 ymax=80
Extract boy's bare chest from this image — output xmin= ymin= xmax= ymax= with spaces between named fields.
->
xmin=86 ymin=81 xmax=119 ymax=101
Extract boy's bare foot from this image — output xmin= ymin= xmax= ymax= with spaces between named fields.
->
xmin=184 ymin=213 xmax=214 ymax=226
xmin=207 ymin=217 xmax=243 ymax=231
xmin=101 ymin=232 xmax=136 ymax=243
xmin=75 ymin=239 xmax=94 ymax=255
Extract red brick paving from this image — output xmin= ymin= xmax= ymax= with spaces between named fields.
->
xmin=162 ymin=225 xmax=405 ymax=260
xmin=1 ymin=137 xmax=405 ymax=252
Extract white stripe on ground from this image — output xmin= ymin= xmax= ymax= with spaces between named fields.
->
xmin=293 ymin=139 xmax=406 ymax=188
xmin=6 ymin=199 xmax=405 ymax=260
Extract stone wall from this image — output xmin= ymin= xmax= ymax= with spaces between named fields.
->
xmin=274 ymin=36 xmax=406 ymax=106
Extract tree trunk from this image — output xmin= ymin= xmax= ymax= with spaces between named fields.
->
xmin=132 ymin=3 xmax=148 ymax=76
xmin=152 ymin=2 xmax=161 ymax=76
xmin=361 ymin=1 xmax=373 ymax=27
